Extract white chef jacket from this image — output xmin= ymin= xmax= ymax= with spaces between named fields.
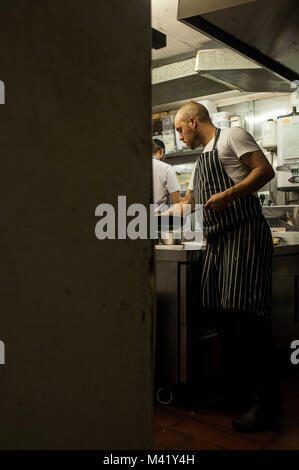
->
xmin=152 ymin=157 xmax=181 ymax=213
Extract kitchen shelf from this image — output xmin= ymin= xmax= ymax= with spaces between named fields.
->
xmin=165 ymin=148 xmax=202 ymax=159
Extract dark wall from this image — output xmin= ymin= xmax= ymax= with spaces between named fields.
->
xmin=0 ymin=0 xmax=153 ymax=449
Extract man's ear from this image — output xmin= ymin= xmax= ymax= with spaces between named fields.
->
xmin=189 ymin=116 xmax=197 ymax=129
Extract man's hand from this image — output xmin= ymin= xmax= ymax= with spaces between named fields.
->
xmin=159 ymin=190 xmax=195 ymax=217
xmin=204 ymin=189 xmax=232 ymax=211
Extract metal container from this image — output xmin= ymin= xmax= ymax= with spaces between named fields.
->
xmin=262 ymin=119 xmax=277 ymax=149
xmin=159 ymin=229 xmax=182 ymax=245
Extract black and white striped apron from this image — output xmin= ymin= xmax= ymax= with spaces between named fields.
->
xmin=193 ymin=128 xmax=273 ymax=317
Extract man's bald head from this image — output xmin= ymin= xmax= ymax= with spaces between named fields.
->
xmin=176 ymin=101 xmax=212 ymax=124
xmin=174 ymin=101 xmax=215 ymax=149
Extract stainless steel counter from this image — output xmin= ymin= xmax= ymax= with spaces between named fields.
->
xmin=154 ymin=244 xmax=204 ymax=262
xmin=155 ymin=242 xmax=299 ymax=365
xmin=155 ymin=243 xmax=299 ymax=258
xmin=154 ymin=242 xmax=216 ymax=393
xmin=273 ymin=244 xmax=299 ymax=256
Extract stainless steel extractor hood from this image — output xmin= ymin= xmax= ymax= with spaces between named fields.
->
xmin=152 ymin=48 xmax=290 ymax=111
xmin=178 ymin=0 xmax=299 ymax=84
xmin=194 ymin=48 xmax=291 ymax=93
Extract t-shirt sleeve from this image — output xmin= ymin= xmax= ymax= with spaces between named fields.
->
xmin=187 ymin=163 xmax=196 ymax=191
xmin=226 ymin=127 xmax=261 ymax=159
xmin=165 ymin=166 xmax=181 ymax=194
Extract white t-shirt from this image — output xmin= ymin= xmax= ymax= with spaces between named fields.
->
xmin=152 ymin=158 xmax=181 ymax=212
xmin=188 ymin=127 xmax=261 ymax=191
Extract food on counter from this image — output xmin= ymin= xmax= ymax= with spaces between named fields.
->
xmin=272 ymin=237 xmax=280 ymax=245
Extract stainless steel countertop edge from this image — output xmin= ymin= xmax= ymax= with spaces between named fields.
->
xmin=155 ymin=243 xmax=299 ymax=261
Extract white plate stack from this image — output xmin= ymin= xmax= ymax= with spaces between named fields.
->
xmin=211 ymin=111 xmax=234 ymax=129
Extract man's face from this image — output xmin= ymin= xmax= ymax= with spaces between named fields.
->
xmin=175 ymin=116 xmax=201 ymax=150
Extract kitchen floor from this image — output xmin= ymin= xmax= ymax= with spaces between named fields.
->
xmin=154 ymin=373 xmax=299 ymax=450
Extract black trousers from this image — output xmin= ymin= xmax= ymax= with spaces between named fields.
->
xmin=214 ymin=310 xmax=280 ymax=404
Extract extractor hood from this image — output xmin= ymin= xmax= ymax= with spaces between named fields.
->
xmin=152 ymin=48 xmax=290 ymax=110
xmin=194 ymin=48 xmax=291 ymax=93
xmin=178 ymin=0 xmax=299 ymax=84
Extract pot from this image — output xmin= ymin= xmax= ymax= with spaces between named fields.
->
xmin=159 ymin=229 xmax=182 ymax=245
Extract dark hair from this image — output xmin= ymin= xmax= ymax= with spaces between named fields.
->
xmin=152 ymin=138 xmax=165 ymax=152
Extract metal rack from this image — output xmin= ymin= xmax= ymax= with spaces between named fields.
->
xmin=165 ymin=149 xmax=202 ymax=166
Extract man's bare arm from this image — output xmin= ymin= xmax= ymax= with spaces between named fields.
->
xmin=184 ymin=189 xmax=195 ymax=208
xmin=170 ymin=191 xmax=183 ymax=205
xmin=205 ymin=150 xmax=275 ymax=211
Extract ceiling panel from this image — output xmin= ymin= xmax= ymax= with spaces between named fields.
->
xmin=151 ymin=0 xmax=222 ymax=66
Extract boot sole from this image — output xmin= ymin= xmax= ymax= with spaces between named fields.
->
xmin=232 ymin=410 xmax=284 ymax=434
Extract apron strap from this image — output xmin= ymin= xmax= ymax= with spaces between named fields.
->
xmin=212 ymin=128 xmax=221 ymax=150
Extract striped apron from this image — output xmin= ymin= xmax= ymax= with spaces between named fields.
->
xmin=193 ymin=128 xmax=273 ymax=317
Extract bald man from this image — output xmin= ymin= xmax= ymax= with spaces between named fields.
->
xmin=174 ymin=102 xmax=283 ymax=433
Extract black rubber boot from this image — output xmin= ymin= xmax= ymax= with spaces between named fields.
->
xmin=232 ymin=394 xmax=284 ymax=433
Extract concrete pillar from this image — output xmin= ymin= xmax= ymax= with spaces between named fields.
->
xmin=0 ymin=0 xmax=153 ymax=449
